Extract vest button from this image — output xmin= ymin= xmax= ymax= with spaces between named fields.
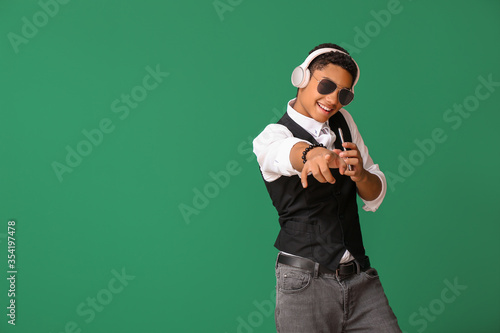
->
xmin=339 ymin=214 xmax=344 ymax=219
xmin=335 ymin=192 xmax=341 ymax=196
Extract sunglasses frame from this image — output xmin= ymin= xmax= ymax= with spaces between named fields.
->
xmin=311 ymin=73 xmax=354 ymax=106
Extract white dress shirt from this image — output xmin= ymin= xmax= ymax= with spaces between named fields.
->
xmin=253 ymin=98 xmax=387 ymax=263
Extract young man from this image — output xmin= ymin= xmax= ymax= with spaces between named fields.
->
xmin=253 ymin=43 xmax=401 ymax=332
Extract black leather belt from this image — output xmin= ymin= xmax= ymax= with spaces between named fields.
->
xmin=277 ymin=253 xmax=367 ymax=277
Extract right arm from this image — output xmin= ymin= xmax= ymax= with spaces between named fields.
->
xmin=290 ymin=142 xmax=347 ymax=188
xmin=253 ymin=124 xmax=346 ymax=186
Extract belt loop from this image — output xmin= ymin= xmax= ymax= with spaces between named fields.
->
xmin=313 ymin=262 xmax=319 ymax=279
xmin=276 ymin=252 xmax=281 ymax=269
xmin=354 ymin=260 xmax=360 ymax=274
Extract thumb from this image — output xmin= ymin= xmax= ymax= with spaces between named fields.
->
xmin=325 ymin=152 xmax=339 ymax=167
xmin=324 ymin=154 xmax=338 ymax=167
xmin=326 ymin=153 xmax=347 ymax=173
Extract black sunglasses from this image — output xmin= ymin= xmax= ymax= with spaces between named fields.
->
xmin=312 ymin=74 xmax=354 ymax=106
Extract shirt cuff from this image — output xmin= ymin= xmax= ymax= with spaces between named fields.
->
xmin=274 ymin=137 xmax=309 ymax=177
xmin=360 ymin=167 xmax=387 ymax=212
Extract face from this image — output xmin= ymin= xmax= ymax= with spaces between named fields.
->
xmin=294 ymin=64 xmax=353 ymax=123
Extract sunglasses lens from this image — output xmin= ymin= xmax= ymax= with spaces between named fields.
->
xmin=317 ymin=79 xmax=336 ymax=95
xmin=339 ymin=89 xmax=354 ymax=106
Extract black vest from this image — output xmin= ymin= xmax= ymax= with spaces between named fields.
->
xmin=262 ymin=111 xmax=370 ymax=271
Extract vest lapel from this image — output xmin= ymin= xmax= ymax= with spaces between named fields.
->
xmin=277 ymin=112 xmax=319 ymax=145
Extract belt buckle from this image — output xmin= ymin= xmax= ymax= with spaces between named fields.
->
xmin=336 ymin=261 xmax=359 ymax=277
xmin=335 ymin=262 xmax=346 ymax=278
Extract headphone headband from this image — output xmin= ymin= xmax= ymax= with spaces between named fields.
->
xmin=291 ymin=47 xmax=360 ymax=92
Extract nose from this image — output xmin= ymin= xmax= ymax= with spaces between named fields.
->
xmin=325 ymin=89 xmax=339 ymax=106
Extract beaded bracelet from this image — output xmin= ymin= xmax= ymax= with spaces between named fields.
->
xmin=302 ymin=143 xmax=325 ymax=164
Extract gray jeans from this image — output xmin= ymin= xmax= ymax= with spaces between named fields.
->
xmin=275 ymin=256 xmax=402 ymax=333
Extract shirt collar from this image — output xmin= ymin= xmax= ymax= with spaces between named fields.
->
xmin=287 ymin=98 xmax=330 ymax=138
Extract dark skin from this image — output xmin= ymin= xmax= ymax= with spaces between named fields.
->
xmin=290 ymin=64 xmax=382 ymax=201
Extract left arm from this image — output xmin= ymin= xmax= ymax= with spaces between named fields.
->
xmin=337 ymin=142 xmax=382 ymax=201
xmin=337 ymin=109 xmax=386 ymax=212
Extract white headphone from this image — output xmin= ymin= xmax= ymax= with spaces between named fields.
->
xmin=291 ymin=48 xmax=360 ymax=92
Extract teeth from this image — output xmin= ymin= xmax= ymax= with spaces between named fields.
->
xmin=318 ymin=102 xmax=331 ymax=111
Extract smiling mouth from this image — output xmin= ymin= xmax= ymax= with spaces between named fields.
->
xmin=317 ymin=102 xmax=333 ymax=112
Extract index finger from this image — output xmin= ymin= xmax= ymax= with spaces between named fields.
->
xmin=301 ymin=164 xmax=309 ymax=188
xmin=342 ymin=142 xmax=358 ymax=150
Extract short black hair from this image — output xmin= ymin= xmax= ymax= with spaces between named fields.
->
xmin=308 ymin=43 xmax=358 ymax=87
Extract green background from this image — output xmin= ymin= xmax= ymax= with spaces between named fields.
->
xmin=1 ymin=0 xmax=499 ymax=332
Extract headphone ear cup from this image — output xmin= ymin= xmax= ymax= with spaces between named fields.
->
xmin=299 ymin=68 xmax=311 ymax=88
xmin=291 ymin=66 xmax=304 ymax=87
xmin=292 ymin=66 xmax=311 ymax=88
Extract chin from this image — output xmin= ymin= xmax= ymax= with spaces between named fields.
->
xmin=311 ymin=104 xmax=337 ymax=122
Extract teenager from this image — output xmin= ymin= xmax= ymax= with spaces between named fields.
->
xmin=253 ymin=43 xmax=401 ymax=332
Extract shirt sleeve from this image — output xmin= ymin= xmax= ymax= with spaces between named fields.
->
xmin=340 ymin=109 xmax=387 ymax=212
xmin=253 ymin=124 xmax=310 ymax=182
